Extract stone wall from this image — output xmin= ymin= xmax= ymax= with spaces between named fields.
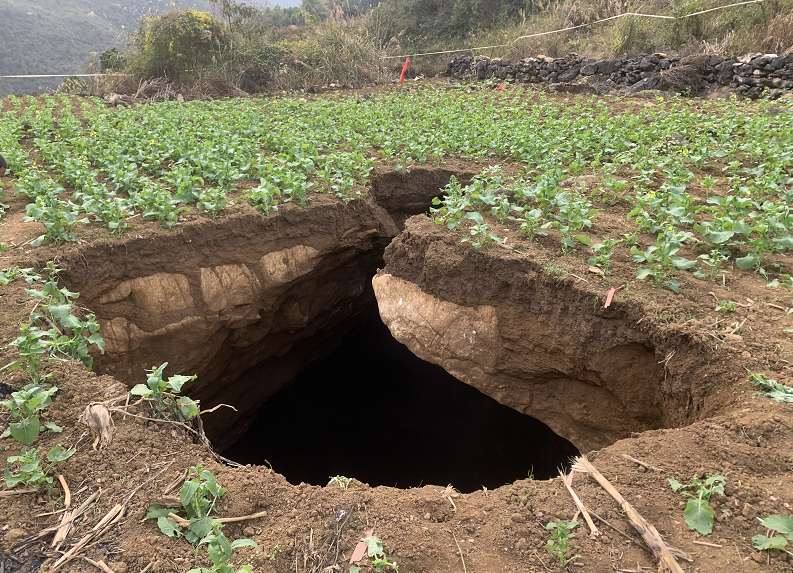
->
xmin=445 ymin=51 xmax=793 ymax=99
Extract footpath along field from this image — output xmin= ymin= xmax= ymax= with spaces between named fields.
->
xmin=0 ymin=85 xmax=792 ymax=573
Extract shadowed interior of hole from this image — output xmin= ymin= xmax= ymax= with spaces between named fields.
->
xmin=223 ymin=307 xmax=580 ymax=493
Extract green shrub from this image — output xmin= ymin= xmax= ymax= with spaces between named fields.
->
xmin=133 ymin=9 xmax=227 ymax=79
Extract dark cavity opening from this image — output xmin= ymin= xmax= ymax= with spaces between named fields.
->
xmin=223 ymin=308 xmax=579 ymax=493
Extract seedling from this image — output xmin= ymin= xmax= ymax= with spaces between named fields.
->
xmin=668 ymin=474 xmax=726 ymax=534
xmin=461 ymin=211 xmax=502 ymax=249
xmin=543 ymin=263 xmax=567 ymax=277
xmin=22 ymin=193 xmax=88 ymax=245
xmin=0 ymin=267 xmax=42 ymax=285
xmin=266 ymin=545 xmax=282 ymax=560
xmin=753 ymin=514 xmax=793 ymax=557
xmin=130 ymin=362 xmax=199 ymax=421
xmin=0 ymin=383 xmax=60 ymax=444
xmin=196 ymin=188 xmax=233 ymax=219
xmin=350 ymin=535 xmax=398 ymax=572
xmin=187 ymin=521 xmax=258 ymax=573
xmin=545 ymin=520 xmax=580 ymax=565
xmin=2 ymin=264 xmax=105 ymax=381
xmin=520 ymin=208 xmax=547 ymax=240
xmin=588 ymin=237 xmax=621 ymax=276
xmin=715 ymin=300 xmax=737 ymax=313
xmin=700 ymin=175 xmax=718 ymax=197
xmin=4 ymin=445 xmax=76 ymax=488
xmin=632 ymin=230 xmax=696 ymax=293
xmin=694 ymin=248 xmax=730 ymax=282
xmin=328 ymin=475 xmax=352 ymax=490
xmin=147 ymin=465 xmax=227 ymax=544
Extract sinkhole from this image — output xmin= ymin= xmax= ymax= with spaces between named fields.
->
xmin=223 ymin=307 xmax=580 ymax=493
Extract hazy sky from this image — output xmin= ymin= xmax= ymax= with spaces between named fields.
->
xmin=258 ymin=0 xmax=303 ymax=6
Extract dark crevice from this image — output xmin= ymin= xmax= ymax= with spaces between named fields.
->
xmin=222 ymin=306 xmax=580 ymax=493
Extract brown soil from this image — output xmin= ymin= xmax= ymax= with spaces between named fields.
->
xmin=1 ymin=91 xmax=793 ymax=573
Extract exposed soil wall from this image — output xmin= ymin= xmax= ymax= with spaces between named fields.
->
xmin=373 ymin=215 xmax=734 ymax=453
xmin=53 ymin=163 xmax=736 ymax=455
xmin=59 ymin=196 xmax=398 ymax=448
xmin=54 ymin=166 xmax=470 ymax=450
xmin=370 ymin=162 xmax=479 ymax=228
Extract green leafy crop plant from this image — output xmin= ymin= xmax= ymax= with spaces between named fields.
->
xmin=130 ymin=362 xmax=199 ymax=422
xmin=4 ymin=445 xmax=76 ymax=489
xmin=1 ymin=263 xmax=105 ymax=394
xmin=545 ymin=520 xmax=580 ymax=565
xmin=1 ymin=90 xmax=791 ymax=295
xmin=147 ymin=464 xmax=228 ymax=544
xmin=669 ymin=474 xmax=726 ymax=535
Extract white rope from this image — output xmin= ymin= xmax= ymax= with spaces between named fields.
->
xmin=381 ymin=0 xmax=765 ymax=59
xmin=1 ymin=74 xmax=105 ymax=79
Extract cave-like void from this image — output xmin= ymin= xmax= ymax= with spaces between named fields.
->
xmin=223 ymin=308 xmax=580 ymax=493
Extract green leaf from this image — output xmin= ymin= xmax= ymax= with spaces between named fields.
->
xmin=574 ymin=235 xmax=591 ymax=246
xmin=188 ymin=516 xmax=214 ymax=540
xmin=10 ymin=417 xmax=40 ymax=445
xmin=753 ymin=534 xmax=788 ymax=551
xmin=129 ymin=384 xmax=152 ymax=397
xmin=671 ymin=257 xmax=696 ymax=270
xmin=30 ymin=235 xmax=46 ymax=247
xmin=350 ymin=567 xmax=361 ymax=573
xmin=636 ymin=268 xmax=653 ymax=280
xmin=146 ymin=505 xmax=175 ymax=519
xmin=166 ymin=374 xmax=195 ymax=394
xmin=176 ymin=396 xmax=199 ymax=420
xmin=4 ymin=467 xmax=26 ymax=488
xmin=58 ymin=314 xmax=81 ymax=329
xmin=760 ymin=515 xmax=793 ymax=540
xmin=230 ymin=538 xmax=258 ymax=550
xmin=181 ymin=480 xmax=201 ymax=510
xmin=363 ymin=535 xmax=384 ymax=558
xmin=44 ymin=422 xmax=63 ymax=433
xmin=709 ymin=231 xmax=734 ymax=244
xmin=704 ymin=475 xmax=725 ymax=497
xmin=736 ymin=253 xmax=762 ymax=269
xmin=464 ymin=211 xmax=483 ymax=224
xmin=46 ymin=445 xmax=75 ymax=462
xmin=87 ymin=332 xmax=105 ymax=351
xmin=47 ymin=304 xmax=72 ymax=320
xmin=157 ymin=515 xmax=182 ymax=538
xmin=668 ymin=478 xmax=683 ymax=492
xmin=206 ymin=530 xmax=233 ymax=563
xmin=683 ymin=498 xmax=714 ymax=535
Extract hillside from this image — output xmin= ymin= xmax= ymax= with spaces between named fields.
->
xmin=0 ymin=0 xmax=214 ymax=96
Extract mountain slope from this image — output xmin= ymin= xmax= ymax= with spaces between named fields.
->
xmin=0 ymin=0 xmax=213 ymax=95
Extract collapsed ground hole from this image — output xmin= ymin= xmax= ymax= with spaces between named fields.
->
xmin=222 ymin=307 xmax=580 ymax=493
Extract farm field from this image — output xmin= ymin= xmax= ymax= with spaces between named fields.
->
xmin=1 ymin=85 xmax=793 ymax=573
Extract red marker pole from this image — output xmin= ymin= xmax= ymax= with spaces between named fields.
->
xmin=399 ymin=57 xmax=410 ymax=83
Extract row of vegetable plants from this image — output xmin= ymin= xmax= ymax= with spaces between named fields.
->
xmin=1 ymin=89 xmax=791 ymax=292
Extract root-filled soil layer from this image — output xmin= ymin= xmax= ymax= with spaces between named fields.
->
xmin=223 ymin=308 xmax=580 ymax=492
